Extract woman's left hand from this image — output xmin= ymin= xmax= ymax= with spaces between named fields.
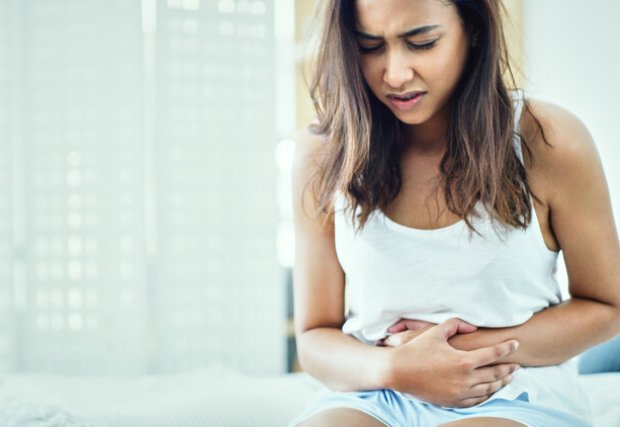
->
xmin=378 ymin=319 xmax=443 ymax=347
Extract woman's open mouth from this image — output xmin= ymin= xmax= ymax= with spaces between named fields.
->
xmin=388 ymin=91 xmax=426 ymax=111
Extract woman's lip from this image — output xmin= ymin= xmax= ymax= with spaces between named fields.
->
xmin=388 ymin=92 xmax=425 ymax=111
xmin=388 ymin=91 xmax=425 ymax=99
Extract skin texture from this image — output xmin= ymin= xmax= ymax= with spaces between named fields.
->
xmin=356 ymin=0 xmax=472 ymax=228
xmin=356 ymin=0 xmax=469 ymax=148
xmin=293 ymin=133 xmax=520 ymax=408
xmin=383 ymin=99 xmax=620 ymax=368
xmin=292 ymin=0 xmax=620 ymax=425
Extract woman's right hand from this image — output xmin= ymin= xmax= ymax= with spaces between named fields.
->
xmin=383 ymin=318 xmax=521 ymax=408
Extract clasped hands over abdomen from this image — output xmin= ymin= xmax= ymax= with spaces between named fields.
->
xmin=376 ymin=318 xmax=520 ymax=408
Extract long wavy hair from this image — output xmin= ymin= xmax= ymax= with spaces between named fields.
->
xmin=307 ymin=0 xmax=543 ymax=233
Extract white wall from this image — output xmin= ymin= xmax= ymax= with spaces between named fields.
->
xmin=523 ymin=0 xmax=620 ymax=216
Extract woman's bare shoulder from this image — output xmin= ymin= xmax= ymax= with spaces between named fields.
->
xmin=292 ymin=126 xmax=328 ymax=189
xmin=521 ymin=97 xmax=599 ymax=177
xmin=291 ymin=126 xmax=334 ymax=227
xmin=522 ymin=100 xmax=620 ymax=306
xmin=293 ymin=126 xmax=326 ymax=169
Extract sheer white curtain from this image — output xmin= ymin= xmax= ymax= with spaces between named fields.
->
xmin=0 ymin=0 xmax=10 ymax=375
xmin=0 ymin=0 xmax=287 ymax=376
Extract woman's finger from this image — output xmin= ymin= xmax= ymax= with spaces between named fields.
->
xmin=387 ymin=319 xmax=435 ymax=333
xmin=466 ymin=374 xmax=514 ymax=400
xmin=456 ymin=395 xmax=492 ymax=408
xmin=472 ymin=363 xmax=520 ymax=384
xmin=466 ymin=339 xmax=519 ymax=368
xmin=384 ymin=330 xmax=419 ymax=347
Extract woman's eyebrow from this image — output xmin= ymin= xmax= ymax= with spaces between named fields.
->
xmin=355 ymin=24 xmax=441 ymax=40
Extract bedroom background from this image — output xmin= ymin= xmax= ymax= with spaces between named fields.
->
xmin=0 ymin=0 xmax=619 ymax=380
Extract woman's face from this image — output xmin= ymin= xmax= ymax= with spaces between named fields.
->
xmin=355 ymin=0 xmax=470 ymax=127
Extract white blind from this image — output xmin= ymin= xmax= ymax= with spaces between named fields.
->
xmin=0 ymin=0 xmax=12 ymax=375
xmin=1 ymin=0 xmax=286 ymax=376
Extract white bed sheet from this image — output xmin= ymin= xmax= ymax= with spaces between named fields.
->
xmin=578 ymin=373 xmax=620 ymax=427
xmin=0 ymin=367 xmax=617 ymax=426
xmin=0 ymin=366 xmax=318 ymax=427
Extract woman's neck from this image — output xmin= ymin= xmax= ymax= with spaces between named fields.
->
xmin=403 ymin=111 xmax=449 ymax=157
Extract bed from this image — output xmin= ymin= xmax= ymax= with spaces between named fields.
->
xmin=0 ymin=365 xmax=618 ymax=426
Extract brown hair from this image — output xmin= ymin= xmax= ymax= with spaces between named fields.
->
xmin=306 ymin=0 xmax=543 ymax=233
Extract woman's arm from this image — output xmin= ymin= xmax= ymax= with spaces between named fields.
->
xmin=291 ymin=128 xmax=388 ymax=391
xmin=448 ymin=298 xmax=619 ymax=366
xmin=385 ymin=101 xmax=620 ymax=366
xmin=447 ymin=101 xmax=620 ymax=366
xmin=292 ymin=128 xmax=519 ymax=406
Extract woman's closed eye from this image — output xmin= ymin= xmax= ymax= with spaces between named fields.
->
xmin=407 ymin=40 xmax=437 ymax=50
xmin=358 ymin=43 xmax=383 ymax=54
xmin=358 ymin=40 xmax=438 ymax=54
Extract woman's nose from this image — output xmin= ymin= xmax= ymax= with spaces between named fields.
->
xmin=383 ymin=51 xmax=415 ymax=89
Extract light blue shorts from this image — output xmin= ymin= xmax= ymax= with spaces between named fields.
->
xmin=287 ymin=388 xmax=592 ymax=426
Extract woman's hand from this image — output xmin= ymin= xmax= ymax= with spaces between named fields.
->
xmin=379 ymin=318 xmax=490 ymax=352
xmin=376 ymin=318 xmax=440 ymax=347
xmin=382 ymin=318 xmax=520 ymax=408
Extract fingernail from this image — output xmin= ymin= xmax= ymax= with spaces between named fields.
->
xmin=507 ymin=374 xmax=514 ymax=381
xmin=511 ymin=341 xmax=520 ymax=351
xmin=513 ymin=364 xmax=521 ymax=371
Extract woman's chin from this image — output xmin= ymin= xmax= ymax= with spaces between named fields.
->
xmin=393 ymin=113 xmax=428 ymax=126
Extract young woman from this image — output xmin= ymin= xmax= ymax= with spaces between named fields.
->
xmin=289 ymin=0 xmax=620 ymax=426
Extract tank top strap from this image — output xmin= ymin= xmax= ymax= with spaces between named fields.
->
xmin=511 ymin=89 xmax=526 ymax=164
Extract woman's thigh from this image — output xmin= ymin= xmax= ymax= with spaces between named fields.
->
xmin=439 ymin=417 xmax=527 ymax=427
xmin=295 ymin=407 xmax=388 ymax=427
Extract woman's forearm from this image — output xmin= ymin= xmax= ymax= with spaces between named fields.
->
xmin=298 ymin=320 xmax=521 ymax=407
xmin=449 ymin=297 xmax=620 ymax=366
xmin=296 ymin=327 xmax=391 ymax=391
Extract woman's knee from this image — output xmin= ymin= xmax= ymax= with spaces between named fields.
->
xmin=294 ymin=407 xmax=388 ymax=427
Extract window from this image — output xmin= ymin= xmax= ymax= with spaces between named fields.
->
xmin=0 ymin=0 xmax=290 ymax=376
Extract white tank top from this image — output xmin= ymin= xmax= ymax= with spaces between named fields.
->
xmin=331 ymin=92 xmax=592 ymax=421
xmin=334 ymin=90 xmax=562 ymax=345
